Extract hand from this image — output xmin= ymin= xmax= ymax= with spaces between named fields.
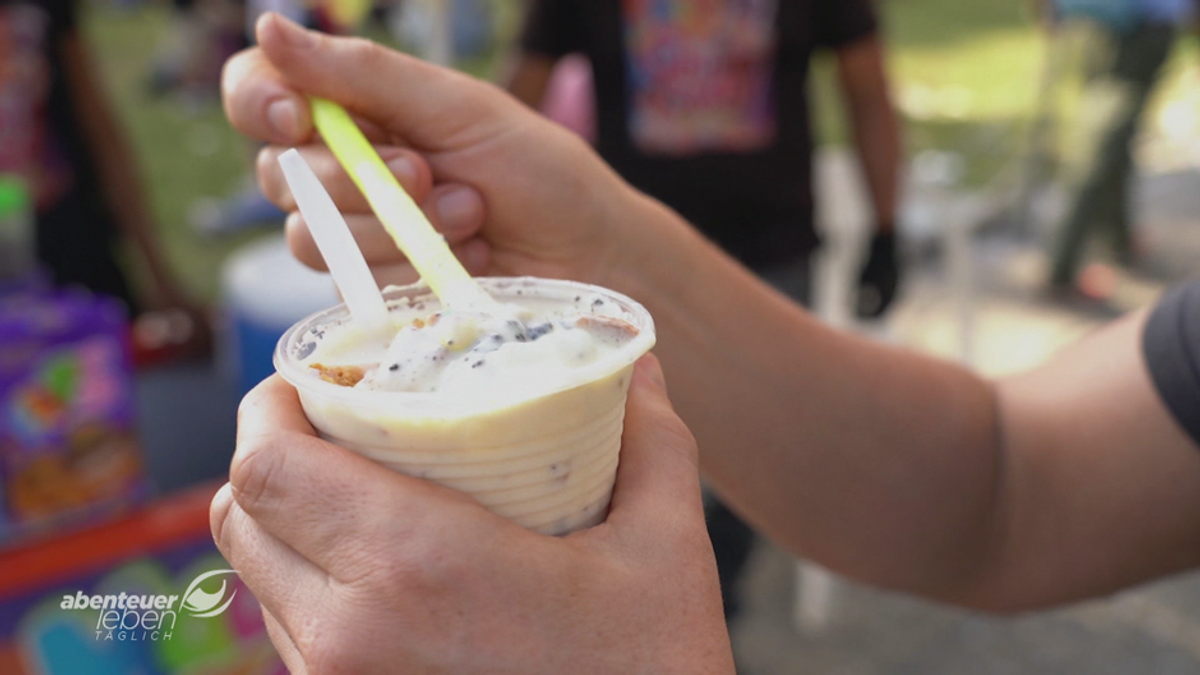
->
xmin=855 ymin=230 xmax=900 ymax=320
xmin=211 ymin=356 xmax=735 ymax=674
xmin=222 ymin=13 xmax=642 ymax=288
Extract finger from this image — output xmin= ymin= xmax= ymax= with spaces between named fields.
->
xmin=210 ymin=483 xmax=326 ymax=647
xmin=367 ymin=240 xmax=492 ymax=287
xmin=603 ymin=355 xmax=706 ymax=532
xmin=223 ymin=47 xmax=311 ymax=146
xmin=231 ymin=376 xmax=505 ymax=578
xmin=262 ymin=608 xmax=308 ymax=675
xmin=288 ymin=212 xmax=405 ymax=269
xmin=257 ymin=145 xmax=433 ymax=213
xmin=290 ymin=225 xmax=490 ymax=280
xmin=223 ymin=48 xmax=395 ymax=146
xmin=285 ymin=184 xmax=486 ymax=270
xmin=338 ymin=110 xmax=395 ymax=145
xmin=425 ymin=183 xmax=487 ymax=244
xmin=255 ymin=12 xmax=522 ymax=152
xmin=451 ymin=238 xmax=493 ymax=276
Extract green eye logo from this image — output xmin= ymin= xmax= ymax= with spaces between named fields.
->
xmin=180 ymin=569 xmax=239 ymax=618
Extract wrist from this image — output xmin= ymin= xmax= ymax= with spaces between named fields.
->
xmin=604 ymin=191 xmax=702 ymax=308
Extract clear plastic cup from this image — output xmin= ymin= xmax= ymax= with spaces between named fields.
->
xmin=274 ymin=277 xmax=656 ymax=535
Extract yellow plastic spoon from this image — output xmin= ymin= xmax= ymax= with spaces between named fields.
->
xmin=309 ymin=96 xmax=495 ymax=311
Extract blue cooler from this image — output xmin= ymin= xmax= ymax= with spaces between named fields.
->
xmin=221 ymin=235 xmax=341 ymax=397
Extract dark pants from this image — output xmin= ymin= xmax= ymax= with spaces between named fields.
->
xmin=705 ymin=255 xmax=811 ymax=620
xmin=1050 ymin=20 xmax=1174 ymax=285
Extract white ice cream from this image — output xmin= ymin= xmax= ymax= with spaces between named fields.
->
xmin=302 ymin=289 xmax=638 ymax=399
xmin=275 ymin=277 xmax=655 ymax=535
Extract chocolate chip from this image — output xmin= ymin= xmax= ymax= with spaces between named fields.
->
xmin=526 ymin=322 xmax=553 ymax=341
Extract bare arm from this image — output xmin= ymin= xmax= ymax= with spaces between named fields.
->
xmin=59 ymin=29 xmax=189 ymax=308
xmin=834 ymin=34 xmax=901 ymax=232
xmin=622 ymin=191 xmax=1200 ymax=610
xmin=501 ymin=52 xmax=558 ymax=111
xmin=622 ymin=198 xmax=1003 ymax=602
xmin=978 ymin=311 xmax=1200 ymax=609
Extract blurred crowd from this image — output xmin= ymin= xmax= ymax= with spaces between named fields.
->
xmin=6 ymin=0 xmax=1195 ymax=322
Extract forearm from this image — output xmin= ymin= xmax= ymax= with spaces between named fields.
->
xmin=838 ymin=37 xmax=902 ymax=231
xmin=619 ymin=195 xmax=1200 ymax=609
xmin=847 ymin=101 xmax=901 ymax=230
xmin=975 ymin=313 xmax=1200 ymax=611
xmin=612 ymin=194 xmax=1003 ymax=598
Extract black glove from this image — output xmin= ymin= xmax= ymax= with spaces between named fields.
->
xmin=856 ymin=230 xmax=901 ymax=320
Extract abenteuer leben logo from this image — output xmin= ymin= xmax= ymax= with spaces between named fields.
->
xmin=59 ymin=569 xmax=239 ymax=641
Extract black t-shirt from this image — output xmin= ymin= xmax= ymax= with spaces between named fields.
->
xmin=0 ymin=0 xmax=132 ymax=305
xmin=520 ymin=0 xmax=878 ymax=268
xmin=1144 ymin=280 xmax=1200 ymax=445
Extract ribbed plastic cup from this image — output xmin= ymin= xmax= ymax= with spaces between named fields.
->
xmin=274 ymin=277 xmax=656 ymax=535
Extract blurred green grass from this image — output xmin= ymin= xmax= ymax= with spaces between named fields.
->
xmin=80 ymin=3 xmax=511 ymax=302
xmin=82 ymin=1 xmax=1197 ymax=301
xmin=813 ymin=0 xmax=1198 ymax=185
xmin=83 ymin=6 xmax=258 ymax=302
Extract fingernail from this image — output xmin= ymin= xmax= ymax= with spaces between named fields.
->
xmin=271 ymin=13 xmax=317 ymax=49
xmin=436 ymin=187 xmax=480 ymax=228
xmin=386 ymin=155 xmax=418 ymax=186
xmin=458 ymin=238 xmax=490 ymax=274
xmin=267 ymin=98 xmax=301 ymax=139
xmin=209 ymin=483 xmax=235 ymax=548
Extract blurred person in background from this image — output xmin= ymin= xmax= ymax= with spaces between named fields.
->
xmin=0 ymin=0 xmax=201 ymax=322
xmin=1046 ymin=0 xmax=1196 ymax=298
xmin=188 ymin=0 xmax=392 ymax=237
xmin=504 ymin=0 xmax=903 ymax=624
xmin=148 ymin=0 xmax=384 ymax=103
xmin=147 ymin=0 xmax=238 ymax=100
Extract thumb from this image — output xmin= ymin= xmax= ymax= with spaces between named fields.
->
xmin=604 ymin=355 xmax=705 ymax=532
xmin=255 ymin=12 xmax=519 ymax=152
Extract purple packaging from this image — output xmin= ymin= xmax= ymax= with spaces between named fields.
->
xmin=0 ymin=268 xmax=49 ymax=297
xmin=0 ymin=289 xmax=149 ymax=546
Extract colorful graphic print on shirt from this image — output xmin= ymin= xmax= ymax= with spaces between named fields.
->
xmin=620 ymin=0 xmax=779 ymax=156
